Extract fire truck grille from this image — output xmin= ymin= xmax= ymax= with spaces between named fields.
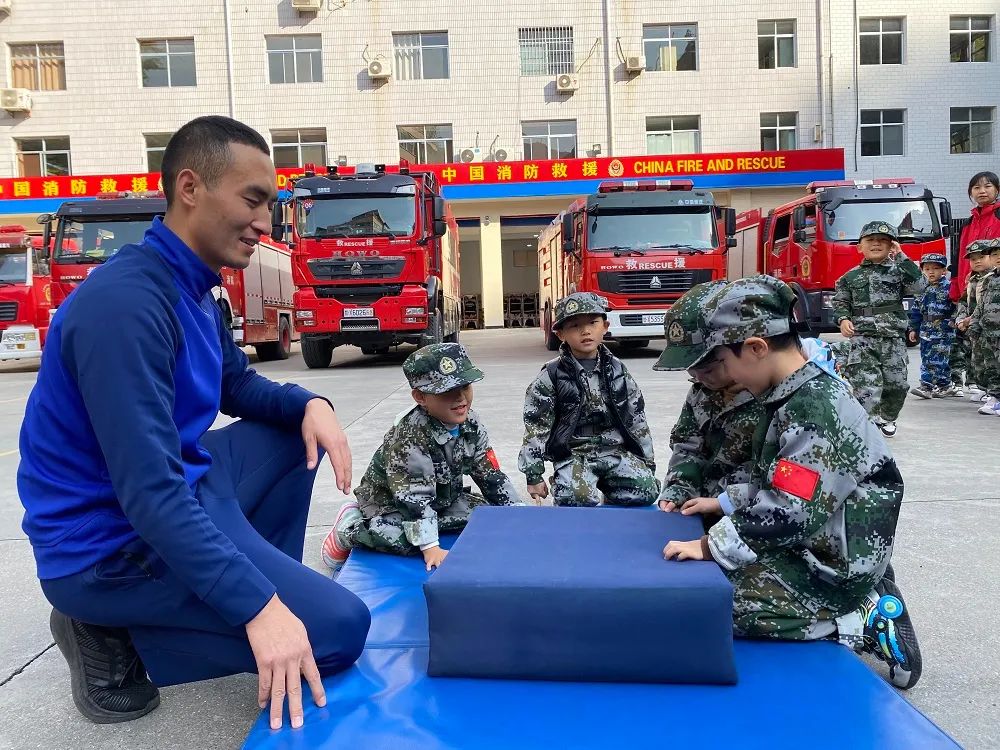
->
xmin=315 ymin=285 xmax=402 ymax=305
xmin=340 ymin=319 xmax=380 ymax=332
xmin=0 ymin=302 xmax=17 ymax=322
xmin=308 ymin=257 xmax=405 ymax=281
xmin=597 ymin=269 xmax=712 ymax=296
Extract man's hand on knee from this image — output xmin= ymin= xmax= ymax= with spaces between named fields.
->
xmin=302 ymin=398 xmax=353 ymax=494
xmin=246 ymin=594 xmax=326 ymax=730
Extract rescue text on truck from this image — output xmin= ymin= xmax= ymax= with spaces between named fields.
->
xmin=732 ymin=178 xmax=951 ymax=332
xmin=537 ymin=179 xmax=736 ymax=350
xmin=275 ymin=162 xmax=460 ymax=369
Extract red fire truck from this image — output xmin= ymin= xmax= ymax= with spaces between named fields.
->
xmin=38 ymin=192 xmax=297 ymax=359
xmin=536 ymin=179 xmax=736 ymax=350
xmin=275 ymin=162 xmax=460 ymax=368
xmin=732 ymin=178 xmax=952 ymax=331
xmin=0 ymin=224 xmax=52 ymax=362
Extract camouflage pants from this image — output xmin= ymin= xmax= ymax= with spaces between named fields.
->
xmin=551 ymin=450 xmax=659 ymax=507
xmin=347 ymin=491 xmax=487 ymax=556
xmin=842 ymin=335 xmax=909 ymax=421
xmin=949 ymin=330 xmax=969 ymax=385
xmin=918 ymin=335 xmax=953 ymax=388
xmin=973 ymin=333 xmax=1000 ymax=397
xmin=727 ymin=562 xmax=838 ymax=641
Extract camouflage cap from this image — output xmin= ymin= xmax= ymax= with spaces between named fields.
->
xmin=687 ymin=275 xmax=798 ymax=368
xmin=552 ymin=292 xmax=609 ymax=329
xmin=654 ymin=280 xmax=729 ymax=371
xmin=403 ymin=342 xmax=484 ymax=394
xmin=964 ymin=238 xmax=1000 ymax=258
xmin=858 ymin=221 xmax=898 ymax=241
xmin=919 ymin=252 xmax=948 ymax=267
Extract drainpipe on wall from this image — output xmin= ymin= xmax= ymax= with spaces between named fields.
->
xmin=223 ymin=0 xmax=236 ymax=118
xmin=815 ymin=0 xmax=827 ymax=147
xmin=601 ymin=0 xmax=616 ymax=155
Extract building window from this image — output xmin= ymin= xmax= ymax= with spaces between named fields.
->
xmin=271 ymin=129 xmax=328 ymax=168
xmin=266 ymin=35 xmax=323 ymax=84
xmin=760 ymin=112 xmax=797 ymax=150
xmin=950 ymin=16 xmax=992 ymax=63
xmin=144 ymin=133 xmax=172 ymax=172
xmin=398 ymin=124 xmax=453 ymax=164
xmin=139 ymin=39 xmax=196 ymax=87
xmin=393 ymin=32 xmax=449 ymax=80
xmin=16 ymin=137 xmax=71 ymax=177
xmin=9 ymin=43 xmax=66 ymax=91
xmin=757 ymin=20 xmax=796 ymax=69
xmin=518 ymin=27 xmax=574 ymax=76
xmin=646 ymin=116 xmax=701 ymax=154
xmin=643 ymin=24 xmax=698 ymax=72
xmin=860 ymin=110 xmax=905 ymax=156
xmin=950 ymin=107 xmax=994 ymax=154
xmin=859 ymin=18 xmax=904 ymax=65
xmin=522 ymin=120 xmax=577 ymax=160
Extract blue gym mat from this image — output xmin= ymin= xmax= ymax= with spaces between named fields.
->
xmin=242 ymin=541 xmax=960 ymax=750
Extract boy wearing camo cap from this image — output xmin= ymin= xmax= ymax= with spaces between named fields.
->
xmin=956 ymin=239 xmax=999 ymax=404
xmin=968 ymin=239 xmax=1000 ymax=415
xmin=661 ymin=274 xmax=922 ymax=691
xmin=654 ymin=281 xmax=764 ymax=520
xmin=832 ymin=220 xmax=927 ymax=437
xmin=518 ymin=292 xmax=658 ymax=507
xmin=322 ymin=343 xmax=522 ymax=575
xmin=906 ymin=253 xmax=956 ymax=399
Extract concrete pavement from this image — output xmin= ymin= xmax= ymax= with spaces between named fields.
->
xmin=0 ymin=329 xmax=996 ymax=749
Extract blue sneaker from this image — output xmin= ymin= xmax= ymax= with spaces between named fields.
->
xmin=860 ymin=578 xmax=922 ymax=689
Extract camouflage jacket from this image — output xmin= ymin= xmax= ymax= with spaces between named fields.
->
xmin=518 ymin=344 xmax=654 ymax=484
xmin=707 ymin=362 xmax=902 ymax=615
xmin=969 ymin=270 xmax=1000 ymax=337
xmin=908 ymin=277 xmax=955 ymax=339
xmin=956 ymin=270 xmax=991 ymax=320
xmin=832 ymin=256 xmax=926 ymax=336
xmin=355 ymin=406 xmax=521 ymax=547
xmin=658 ymin=384 xmax=763 ymax=505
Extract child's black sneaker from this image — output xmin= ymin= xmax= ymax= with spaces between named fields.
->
xmin=857 ymin=579 xmax=922 ymax=690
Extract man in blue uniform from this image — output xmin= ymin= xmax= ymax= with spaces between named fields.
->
xmin=17 ymin=116 xmax=370 ymax=730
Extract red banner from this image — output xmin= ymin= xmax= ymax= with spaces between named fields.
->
xmin=0 ymin=148 xmax=844 ymax=201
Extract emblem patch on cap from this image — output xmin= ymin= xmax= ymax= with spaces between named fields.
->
xmin=667 ymin=321 xmax=686 ymax=344
xmin=565 ymin=300 xmax=579 ymax=313
xmin=879 ymin=223 xmax=890 ymax=233
xmin=439 ymin=357 xmax=457 ymax=375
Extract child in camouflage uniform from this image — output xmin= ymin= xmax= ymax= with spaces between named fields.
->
xmin=322 ymin=343 xmax=523 ymax=575
xmin=956 ymin=239 xmax=998 ymax=403
xmin=653 ymin=281 xmax=763 ymax=519
xmin=906 ymin=253 xmax=955 ymax=399
xmin=518 ymin=292 xmax=658 ymax=507
xmin=969 ymin=239 xmax=1000 ymax=416
xmin=832 ymin=221 xmax=927 ymax=437
xmin=661 ymin=275 xmax=922 ymax=690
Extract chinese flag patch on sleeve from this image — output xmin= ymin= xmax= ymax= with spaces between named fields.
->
xmin=772 ymin=458 xmax=820 ymax=501
xmin=485 ymin=448 xmax=501 ymax=470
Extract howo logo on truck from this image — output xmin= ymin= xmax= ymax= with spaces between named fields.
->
xmin=328 ymin=249 xmax=381 ymax=257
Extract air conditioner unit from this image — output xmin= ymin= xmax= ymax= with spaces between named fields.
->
xmin=1 ymin=89 xmax=31 ymax=113
xmin=555 ymin=74 xmax=579 ymax=93
xmin=625 ymin=56 xmax=645 ymax=73
xmin=291 ymin=0 xmax=322 ymax=11
xmin=0 ymin=0 xmax=12 ymax=15
xmin=492 ymin=148 xmax=509 ymax=162
xmin=459 ymin=147 xmax=483 ymax=163
xmin=367 ymin=59 xmax=391 ymax=80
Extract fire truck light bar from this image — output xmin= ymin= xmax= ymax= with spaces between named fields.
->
xmin=807 ymin=178 xmax=915 ymax=193
xmin=95 ymin=190 xmax=164 ymax=200
xmin=598 ymin=179 xmax=694 ymax=193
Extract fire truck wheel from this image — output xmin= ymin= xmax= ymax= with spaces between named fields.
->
xmin=256 ymin=318 xmax=292 ymax=362
xmin=301 ymin=335 xmax=335 ymax=369
xmin=421 ymin=311 xmax=444 ymax=347
xmin=544 ymin=309 xmax=560 ymax=351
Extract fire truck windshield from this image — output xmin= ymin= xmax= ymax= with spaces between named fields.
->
xmin=296 ymin=195 xmax=416 ymax=239
xmin=823 ymin=200 xmax=938 ymax=242
xmin=589 ymin=207 xmax=717 ymax=252
xmin=55 ymin=218 xmax=155 ymax=264
xmin=0 ymin=247 xmax=28 ymax=285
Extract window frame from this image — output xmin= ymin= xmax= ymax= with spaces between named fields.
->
xmin=397 ymin=124 xmax=454 ymax=164
xmin=858 ymin=17 xmax=905 ymax=65
xmin=144 ymin=132 xmax=172 ymax=172
xmin=642 ymin=23 xmax=699 ymax=72
xmin=518 ymin=26 xmax=575 ymax=76
xmin=950 ymin=15 xmax=992 ymax=63
xmin=949 ymin=107 xmax=995 ymax=154
xmin=270 ymin=128 xmax=329 ymax=169
xmin=392 ymin=31 xmax=450 ymax=80
xmin=859 ymin=109 xmax=906 ymax=157
xmin=757 ymin=20 xmax=797 ymax=69
xmin=759 ymin=112 xmax=798 ymax=151
xmin=521 ymin=120 xmax=578 ymax=160
xmin=9 ymin=42 xmax=67 ymax=91
xmin=265 ymin=34 xmax=324 ymax=85
xmin=138 ymin=38 xmax=197 ymax=88
xmin=645 ymin=115 xmax=702 ymax=155
xmin=16 ymin=136 xmax=72 ymax=177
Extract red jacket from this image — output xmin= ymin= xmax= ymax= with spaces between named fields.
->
xmin=951 ymin=200 xmax=1000 ymax=301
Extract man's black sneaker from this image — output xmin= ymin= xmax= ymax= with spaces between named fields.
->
xmin=858 ymin=579 xmax=922 ymax=690
xmin=50 ymin=609 xmax=160 ymax=723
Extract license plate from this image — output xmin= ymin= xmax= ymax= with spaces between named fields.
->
xmin=641 ymin=314 xmax=664 ymax=325
xmin=343 ymin=307 xmax=375 ymax=318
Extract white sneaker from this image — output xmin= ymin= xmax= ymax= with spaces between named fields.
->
xmin=967 ymin=384 xmax=985 ymax=400
xmin=879 ymin=420 xmax=897 ymax=438
xmin=978 ymin=396 xmax=1000 ymax=416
